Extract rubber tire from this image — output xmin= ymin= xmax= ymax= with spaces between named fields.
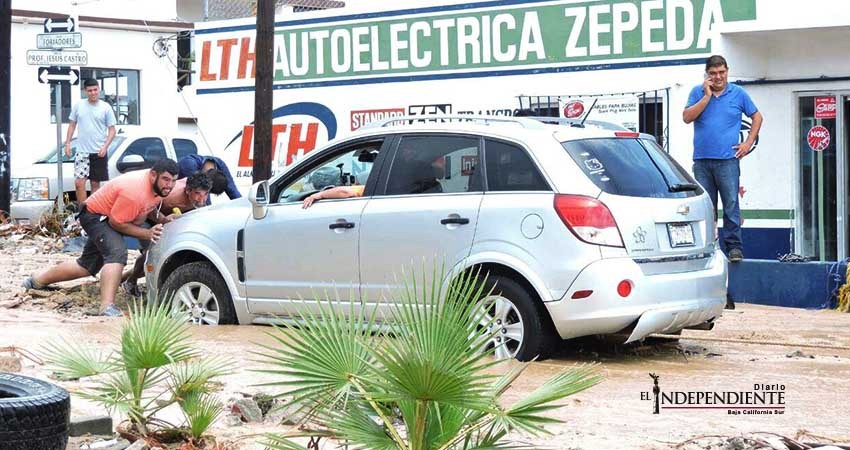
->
xmin=160 ymin=261 xmax=238 ymax=325
xmin=479 ymin=275 xmax=554 ymax=362
xmin=0 ymin=373 xmax=70 ymax=450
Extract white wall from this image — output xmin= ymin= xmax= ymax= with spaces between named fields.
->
xmin=14 ymin=0 xmax=178 ymax=22
xmin=9 ymin=14 xmax=181 ymax=172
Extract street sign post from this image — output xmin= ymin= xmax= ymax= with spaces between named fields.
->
xmin=26 ymin=49 xmax=87 ymax=66
xmin=38 ymin=67 xmax=79 ymax=85
xmin=36 ymin=32 xmax=82 ymax=49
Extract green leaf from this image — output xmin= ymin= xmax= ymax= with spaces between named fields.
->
xmin=169 ymin=356 xmax=232 ymax=399
xmin=40 ymin=339 xmax=116 ymax=380
xmin=120 ymin=300 xmax=198 ymax=370
xmin=179 ymin=391 xmax=223 ymax=439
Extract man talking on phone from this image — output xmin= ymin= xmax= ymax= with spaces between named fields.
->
xmin=683 ymin=55 xmax=763 ymax=264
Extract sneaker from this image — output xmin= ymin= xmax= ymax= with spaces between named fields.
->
xmin=728 ymin=248 xmax=744 ymax=263
xmin=121 ymin=280 xmax=141 ymax=297
xmin=22 ymin=276 xmax=45 ymax=291
xmin=100 ymin=304 xmax=124 ymax=317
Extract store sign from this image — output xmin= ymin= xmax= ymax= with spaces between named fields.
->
xmin=814 ymin=97 xmax=836 ymax=119
xmin=807 ymin=125 xmax=830 ymax=152
xmin=560 ymin=96 xmax=639 ymax=131
xmin=197 ymin=0 xmax=757 ymax=89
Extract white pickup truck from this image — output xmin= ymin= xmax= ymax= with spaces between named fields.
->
xmin=10 ymin=130 xmax=208 ymax=224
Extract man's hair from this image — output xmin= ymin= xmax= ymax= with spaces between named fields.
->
xmin=705 ymin=55 xmax=728 ymax=71
xmin=83 ymin=78 xmax=98 ymax=88
xmin=206 ymin=169 xmax=227 ymax=195
xmin=151 ymin=159 xmax=179 ymax=176
xmin=186 ymin=172 xmax=212 ymax=192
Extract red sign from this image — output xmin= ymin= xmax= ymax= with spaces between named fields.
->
xmin=563 ymin=100 xmax=585 ymax=119
xmin=807 ymin=125 xmax=831 ymax=152
xmin=815 ymin=97 xmax=836 ymax=119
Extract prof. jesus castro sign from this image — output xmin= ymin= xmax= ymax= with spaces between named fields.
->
xmin=196 ymin=0 xmax=756 ymax=89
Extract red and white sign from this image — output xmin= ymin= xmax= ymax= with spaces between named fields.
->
xmin=807 ymin=125 xmax=831 ymax=152
xmin=563 ymin=100 xmax=585 ymax=119
xmin=815 ymin=97 xmax=836 ymax=119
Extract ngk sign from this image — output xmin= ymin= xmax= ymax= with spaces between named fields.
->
xmin=807 ymin=125 xmax=831 ymax=152
xmin=815 ymin=97 xmax=836 ymax=119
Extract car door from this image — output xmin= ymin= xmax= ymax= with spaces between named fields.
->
xmin=113 ymin=137 xmax=168 ymax=176
xmin=359 ymin=134 xmax=485 ymax=310
xmin=243 ymin=137 xmax=389 ymax=316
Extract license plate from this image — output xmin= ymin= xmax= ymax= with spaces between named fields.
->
xmin=668 ymin=223 xmax=695 ymax=247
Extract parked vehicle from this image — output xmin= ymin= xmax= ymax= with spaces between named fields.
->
xmin=10 ymin=131 xmax=207 ymax=223
xmin=146 ymin=116 xmax=727 ymax=361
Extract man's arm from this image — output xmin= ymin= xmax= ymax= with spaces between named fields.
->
xmin=99 ymin=126 xmax=116 ymax=158
xmin=64 ymin=122 xmax=76 ymax=157
xmin=302 ymin=186 xmax=363 ymax=208
xmin=683 ymin=79 xmax=712 ymax=124
xmin=734 ymin=111 xmax=764 ymax=159
xmin=109 ymin=217 xmax=163 ymax=242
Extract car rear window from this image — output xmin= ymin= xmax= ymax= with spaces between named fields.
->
xmin=562 ymin=138 xmax=700 ymax=198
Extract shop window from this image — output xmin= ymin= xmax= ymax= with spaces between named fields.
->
xmin=48 ymin=83 xmax=72 ymax=124
xmin=76 ymin=68 xmax=141 ymax=125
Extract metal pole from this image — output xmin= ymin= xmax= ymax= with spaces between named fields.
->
xmin=54 ymin=83 xmax=64 ymax=213
xmin=0 ymin=0 xmax=10 ymax=218
xmin=252 ymin=0 xmax=274 ymax=183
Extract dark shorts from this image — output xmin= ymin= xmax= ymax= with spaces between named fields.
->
xmin=76 ymin=207 xmax=128 ymax=275
xmin=88 ymin=154 xmax=109 ymax=182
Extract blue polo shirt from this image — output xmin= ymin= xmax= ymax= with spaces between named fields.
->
xmin=687 ymin=83 xmax=758 ymax=160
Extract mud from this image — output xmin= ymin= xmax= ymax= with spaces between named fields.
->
xmin=2 ymin=238 xmax=850 ymax=449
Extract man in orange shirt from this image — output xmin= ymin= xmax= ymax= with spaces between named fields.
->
xmin=23 ymin=159 xmax=179 ymax=316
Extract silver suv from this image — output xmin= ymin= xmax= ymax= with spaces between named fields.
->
xmin=146 ymin=116 xmax=726 ymax=361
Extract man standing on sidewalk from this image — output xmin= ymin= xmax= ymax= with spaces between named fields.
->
xmin=683 ymin=55 xmax=763 ymax=263
xmin=23 ymin=159 xmax=178 ymax=316
xmin=65 ymin=78 xmax=117 ymax=204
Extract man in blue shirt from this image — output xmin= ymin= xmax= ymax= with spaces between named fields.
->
xmin=177 ymin=154 xmax=242 ymax=200
xmin=683 ymin=55 xmax=763 ymax=263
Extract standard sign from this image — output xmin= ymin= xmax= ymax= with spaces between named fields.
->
xmin=26 ymin=49 xmax=88 ymax=66
xmin=37 ymin=32 xmax=82 ymax=49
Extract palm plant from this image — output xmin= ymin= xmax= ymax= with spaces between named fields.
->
xmin=42 ymin=300 xmax=230 ymax=441
xmin=256 ymin=266 xmax=602 ymax=449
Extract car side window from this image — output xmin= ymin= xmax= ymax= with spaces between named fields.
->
xmin=384 ymin=135 xmax=482 ymax=196
xmin=275 ymin=141 xmax=382 ymax=204
xmin=123 ymin=138 xmax=167 ymax=166
xmin=484 ymin=139 xmax=549 ymax=191
xmin=172 ymin=138 xmax=198 ymax=159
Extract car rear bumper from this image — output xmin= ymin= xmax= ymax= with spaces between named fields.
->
xmin=545 ymin=250 xmax=727 ymax=340
xmin=10 ymin=201 xmax=54 ymax=223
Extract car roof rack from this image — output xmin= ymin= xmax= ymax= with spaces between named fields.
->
xmin=361 ymin=114 xmax=547 ymax=130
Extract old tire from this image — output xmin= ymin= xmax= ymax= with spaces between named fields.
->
xmin=0 ymin=373 xmax=70 ymax=450
xmin=160 ymin=261 xmax=238 ymax=325
xmin=475 ymin=275 xmax=554 ymax=362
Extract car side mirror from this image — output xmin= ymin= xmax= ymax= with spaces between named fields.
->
xmin=249 ymin=180 xmax=269 ymax=219
xmin=116 ymin=154 xmax=146 ymax=172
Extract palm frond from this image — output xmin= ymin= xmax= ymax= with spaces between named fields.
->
xmin=169 ymin=356 xmax=232 ymax=399
xmin=120 ymin=300 xmax=198 ymax=370
xmin=324 ymin=403 xmax=400 ymax=450
xmin=179 ymin=391 xmax=224 ymax=439
xmin=40 ymin=339 xmax=116 ymax=380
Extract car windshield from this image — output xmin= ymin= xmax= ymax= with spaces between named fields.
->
xmin=562 ymin=137 xmax=700 ymax=198
xmin=36 ymin=136 xmax=126 ymax=163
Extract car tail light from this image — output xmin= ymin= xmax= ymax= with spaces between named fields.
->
xmin=617 ymin=280 xmax=633 ymax=297
xmin=554 ymin=194 xmax=624 ymax=247
xmin=571 ymin=289 xmax=593 ymax=300
xmin=614 ymin=131 xmax=640 ymax=138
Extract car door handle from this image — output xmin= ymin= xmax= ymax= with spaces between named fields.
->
xmin=329 ymin=221 xmax=355 ymax=230
xmin=440 ymin=217 xmax=470 ymax=225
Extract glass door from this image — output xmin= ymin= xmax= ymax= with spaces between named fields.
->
xmin=798 ymin=95 xmax=839 ymax=261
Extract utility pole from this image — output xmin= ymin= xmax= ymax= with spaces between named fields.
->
xmin=252 ymin=0 xmax=273 ymax=183
xmin=0 ymin=0 xmax=11 ymax=219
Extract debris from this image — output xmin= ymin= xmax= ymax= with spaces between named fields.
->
xmin=80 ymin=439 xmax=130 ymax=450
xmin=126 ymin=440 xmax=150 ymax=450
xmin=222 ymin=413 xmax=242 ymax=427
xmin=70 ymin=415 xmax=114 ymax=437
xmin=786 ymin=350 xmax=815 ymax=359
xmin=228 ymin=396 xmax=263 ymax=423
xmin=0 ymin=355 xmax=22 ymax=372
xmin=0 ymin=297 xmax=25 ymax=309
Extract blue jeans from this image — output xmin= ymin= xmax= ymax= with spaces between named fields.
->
xmin=693 ymin=158 xmax=742 ymax=251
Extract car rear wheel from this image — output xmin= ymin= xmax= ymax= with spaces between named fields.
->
xmin=475 ymin=275 xmax=552 ymax=361
xmin=160 ymin=261 xmax=237 ymax=325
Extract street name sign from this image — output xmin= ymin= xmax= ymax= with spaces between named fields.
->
xmin=26 ymin=49 xmax=88 ymax=66
xmin=36 ymin=32 xmax=82 ymax=49
xmin=43 ymin=17 xmax=76 ymax=33
xmin=37 ymin=67 xmax=80 ymax=85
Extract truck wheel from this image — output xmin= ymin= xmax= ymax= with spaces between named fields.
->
xmin=474 ymin=275 xmax=553 ymax=362
xmin=160 ymin=261 xmax=237 ymax=325
xmin=0 ymin=373 xmax=70 ymax=450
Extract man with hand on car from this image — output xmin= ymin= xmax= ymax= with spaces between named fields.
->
xmin=120 ymin=172 xmax=212 ymax=296
xmin=177 ymin=154 xmax=241 ymax=201
xmin=23 ymin=159 xmax=179 ymax=316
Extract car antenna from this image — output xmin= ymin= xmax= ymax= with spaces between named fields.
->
xmin=579 ymin=98 xmax=598 ymax=127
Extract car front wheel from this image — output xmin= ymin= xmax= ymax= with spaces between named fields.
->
xmin=160 ymin=261 xmax=237 ymax=325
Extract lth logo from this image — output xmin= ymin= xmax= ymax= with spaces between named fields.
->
xmin=649 ymin=373 xmax=660 ymax=414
